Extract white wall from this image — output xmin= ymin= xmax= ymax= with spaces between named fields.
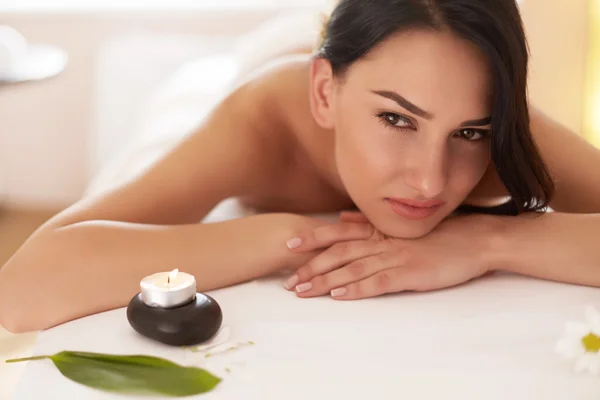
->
xmin=0 ymin=0 xmax=590 ymax=209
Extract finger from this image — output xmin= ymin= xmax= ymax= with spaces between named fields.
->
xmin=296 ymin=251 xmax=398 ymax=297
xmin=339 ymin=211 xmax=369 ymax=223
xmin=287 ymin=240 xmax=383 ymax=291
xmin=286 ymin=222 xmax=375 ymax=252
xmin=331 ymin=267 xmax=419 ymax=300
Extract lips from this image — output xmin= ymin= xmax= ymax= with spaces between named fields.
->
xmin=385 ymin=198 xmax=445 ymax=220
xmin=388 ymin=198 xmax=445 ymax=208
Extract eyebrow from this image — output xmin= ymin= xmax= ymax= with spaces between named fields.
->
xmin=458 ymin=116 xmax=492 ymax=127
xmin=372 ymin=90 xmax=434 ymax=120
xmin=371 ymin=90 xmax=492 ymax=127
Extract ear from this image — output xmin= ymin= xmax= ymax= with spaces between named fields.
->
xmin=308 ymin=57 xmax=336 ymax=129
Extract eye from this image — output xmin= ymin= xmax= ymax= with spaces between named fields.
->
xmin=378 ymin=112 xmax=413 ymax=129
xmin=456 ymin=128 xmax=488 ymax=141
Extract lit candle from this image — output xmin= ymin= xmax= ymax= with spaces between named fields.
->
xmin=140 ymin=269 xmax=196 ymax=308
xmin=127 ymin=268 xmax=223 ymax=346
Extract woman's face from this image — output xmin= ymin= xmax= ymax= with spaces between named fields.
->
xmin=313 ymin=29 xmax=494 ymax=238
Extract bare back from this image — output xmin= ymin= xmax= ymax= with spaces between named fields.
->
xmin=36 ymin=54 xmax=353 ymax=235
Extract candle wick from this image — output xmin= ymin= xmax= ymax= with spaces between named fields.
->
xmin=167 ymin=276 xmax=170 ymax=284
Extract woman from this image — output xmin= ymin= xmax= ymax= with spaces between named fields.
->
xmin=1 ymin=0 xmax=599 ymax=333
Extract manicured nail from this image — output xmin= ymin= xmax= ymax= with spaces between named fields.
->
xmin=284 ymin=275 xmax=299 ymax=290
xmin=331 ymin=288 xmax=347 ymax=297
xmin=287 ymin=237 xmax=302 ymax=249
xmin=295 ymin=282 xmax=312 ymax=293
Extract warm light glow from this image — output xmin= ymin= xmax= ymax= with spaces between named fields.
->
xmin=584 ymin=0 xmax=600 ymax=148
xmin=168 ymin=268 xmax=179 ymax=284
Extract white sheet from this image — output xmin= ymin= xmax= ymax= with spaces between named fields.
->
xmin=13 ymin=233 xmax=600 ymax=399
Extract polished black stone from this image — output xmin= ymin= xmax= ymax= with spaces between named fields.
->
xmin=127 ymin=293 xmax=223 ymax=346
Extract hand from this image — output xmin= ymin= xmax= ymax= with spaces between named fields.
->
xmin=284 ymin=212 xmax=496 ymax=300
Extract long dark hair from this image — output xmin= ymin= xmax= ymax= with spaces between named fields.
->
xmin=316 ymin=0 xmax=554 ymax=214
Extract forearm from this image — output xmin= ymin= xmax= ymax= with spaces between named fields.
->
xmin=0 ymin=213 xmax=317 ymax=332
xmin=488 ymin=212 xmax=600 ymax=287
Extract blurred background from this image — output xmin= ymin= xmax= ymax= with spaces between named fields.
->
xmin=0 ymin=0 xmax=597 ymax=395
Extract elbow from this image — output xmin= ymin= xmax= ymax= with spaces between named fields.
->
xmin=0 ymin=292 xmax=40 ymax=334
xmin=0 ymin=234 xmax=66 ymax=334
xmin=0 ymin=287 xmax=77 ymax=334
xmin=0 ymin=311 xmax=39 ymax=335
xmin=0 ymin=278 xmax=63 ymax=334
xmin=0 ymin=270 xmax=50 ymax=334
xmin=0 ymin=302 xmax=23 ymax=333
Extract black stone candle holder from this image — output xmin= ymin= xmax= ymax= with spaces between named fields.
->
xmin=127 ymin=292 xmax=223 ymax=346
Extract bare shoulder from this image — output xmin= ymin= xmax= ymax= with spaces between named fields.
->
xmin=529 ymin=107 xmax=600 ymax=213
xmin=234 ymin=53 xmax=318 ymax=159
xmin=232 ymin=53 xmax=315 ymax=154
xmin=43 ymin=70 xmax=298 ymax=230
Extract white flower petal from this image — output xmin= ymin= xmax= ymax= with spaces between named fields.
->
xmin=566 ymin=322 xmax=591 ymax=338
xmin=590 ymin=321 xmax=600 ymax=337
xmin=574 ymin=354 xmax=598 ymax=375
xmin=587 ymin=356 xmax=600 ymax=376
xmin=574 ymin=355 xmax=592 ymax=374
xmin=585 ymin=306 xmax=600 ymax=327
xmin=556 ymin=338 xmax=585 ymax=359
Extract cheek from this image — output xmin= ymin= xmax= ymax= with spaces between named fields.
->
xmin=333 ymin=95 xmax=400 ymax=172
xmin=448 ymin=145 xmax=491 ymax=196
xmin=334 ymin=114 xmax=400 ymax=186
xmin=334 ymin=109 xmax=377 ymax=168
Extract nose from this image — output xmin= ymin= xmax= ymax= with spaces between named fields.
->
xmin=404 ymin=143 xmax=448 ymax=199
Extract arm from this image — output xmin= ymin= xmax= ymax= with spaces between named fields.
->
xmin=275 ymin=211 xmax=600 ymax=301
xmin=487 ymin=212 xmax=600 ymax=287
xmin=0 ymin=81 xmax=313 ymax=333
xmin=0 ymin=213 xmax=320 ymax=333
xmin=485 ymin=106 xmax=600 ymax=286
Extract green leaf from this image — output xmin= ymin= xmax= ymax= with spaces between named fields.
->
xmin=6 ymin=351 xmax=221 ymax=397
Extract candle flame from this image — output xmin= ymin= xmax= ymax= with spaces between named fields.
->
xmin=168 ymin=268 xmax=179 ymax=284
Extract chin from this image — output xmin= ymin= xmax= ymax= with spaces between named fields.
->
xmin=366 ymin=204 xmax=449 ymax=239
xmin=374 ymin=219 xmax=436 ymax=239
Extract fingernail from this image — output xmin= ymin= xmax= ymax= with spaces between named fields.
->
xmin=284 ymin=275 xmax=299 ymax=290
xmin=286 ymin=237 xmax=302 ymax=249
xmin=295 ymin=282 xmax=312 ymax=293
xmin=331 ymin=288 xmax=347 ymax=297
